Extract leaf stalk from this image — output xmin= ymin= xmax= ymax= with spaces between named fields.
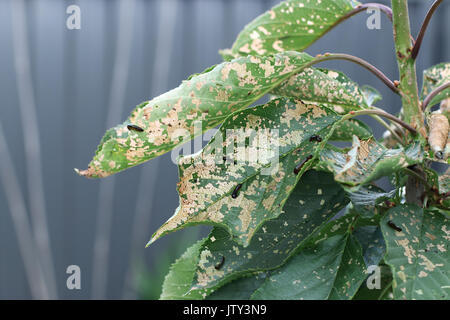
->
xmin=308 ymin=53 xmax=400 ymax=94
xmin=411 ymin=0 xmax=444 ymax=60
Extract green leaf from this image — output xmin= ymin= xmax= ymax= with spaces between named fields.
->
xmin=319 ymin=137 xmax=423 ymax=190
xmin=160 ymin=239 xmax=207 ymax=300
xmin=272 ymin=68 xmax=370 ymax=113
xmin=221 ymin=0 xmax=360 ymax=60
xmin=353 ymin=264 xmax=393 ymax=300
xmin=206 ymin=272 xmax=268 ymax=300
xmin=353 ymin=225 xmax=385 ymax=267
xmin=250 ymin=233 xmax=366 ymax=300
xmin=190 ymin=170 xmax=349 ymax=293
xmin=148 ymin=98 xmax=342 ymax=247
xmin=329 ymin=119 xmax=372 ymax=141
xmin=381 ymin=205 xmax=450 ymax=300
xmin=76 ymin=51 xmax=316 ymax=178
xmin=308 ymin=210 xmax=359 ymax=244
xmin=421 ymin=62 xmax=450 ymax=110
xmin=328 ymin=234 xmax=367 ymax=300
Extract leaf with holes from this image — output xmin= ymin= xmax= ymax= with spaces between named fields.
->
xmin=148 ymin=98 xmax=343 ymax=247
xmin=221 ymin=0 xmax=360 ymax=60
xmin=328 ymin=119 xmax=372 ymax=141
xmin=421 ymin=63 xmax=450 ymax=111
xmin=189 ymin=170 xmax=349 ymax=294
xmin=272 ymin=68 xmax=371 ymax=113
xmin=76 ymin=51 xmax=318 ymax=178
xmin=319 ymin=137 xmax=423 ymax=190
xmin=381 ymin=205 xmax=450 ymax=300
xmin=439 ymin=172 xmax=449 ymax=194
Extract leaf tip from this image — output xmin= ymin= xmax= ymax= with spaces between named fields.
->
xmin=74 ymin=168 xmax=90 ymax=177
xmin=146 ymin=237 xmax=157 ymax=247
xmin=74 ymin=165 xmax=110 ymax=179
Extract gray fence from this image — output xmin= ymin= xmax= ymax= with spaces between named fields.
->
xmin=0 ymin=0 xmax=448 ymax=299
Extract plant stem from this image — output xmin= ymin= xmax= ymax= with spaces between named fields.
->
xmin=411 ymin=0 xmax=443 ymax=60
xmin=391 ymin=0 xmax=425 ymax=138
xmin=392 ymin=0 xmax=427 ymax=207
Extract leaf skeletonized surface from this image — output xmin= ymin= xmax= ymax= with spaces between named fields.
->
xmin=221 ymin=0 xmax=360 ymax=60
xmin=77 ymin=52 xmax=315 ymax=178
xmin=190 ymin=170 xmax=349 ymax=293
xmin=381 ymin=205 xmax=450 ymax=300
xmin=149 ymin=98 xmax=342 ymax=247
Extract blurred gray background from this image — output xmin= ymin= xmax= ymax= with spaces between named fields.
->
xmin=0 ymin=0 xmax=448 ymax=299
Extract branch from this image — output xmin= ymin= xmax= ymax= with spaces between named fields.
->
xmin=422 ymin=82 xmax=450 ymax=111
xmin=308 ymin=53 xmax=400 ymax=94
xmin=411 ymin=0 xmax=443 ymax=60
xmin=341 ymin=3 xmax=393 ymax=22
xmin=345 ymin=109 xmax=418 ymax=135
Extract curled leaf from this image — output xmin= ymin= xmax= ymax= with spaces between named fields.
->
xmin=428 ymin=113 xmax=449 ymax=159
xmin=422 ymin=63 xmax=450 ymax=110
xmin=319 ymin=137 xmax=423 ymax=190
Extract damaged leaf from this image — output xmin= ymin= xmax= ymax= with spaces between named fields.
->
xmin=381 ymin=205 xmax=450 ymax=300
xmin=319 ymin=137 xmax=423 ymax=190
xmin=348 ymin=185 xmax=396 ymax=207
xmin=421 ymin=62 xmax=450 ymax=111
xmin=272 ymin=68 xmax=371 ymax=114
xmin=160 ymin=239 xmax=208 ymax=300
xmin=221 ymin=0 xmax=360 ymax=60
xmin=251 ymin=233 xmax=366 ymax=300
xmin=189 ymin=170 xmax=348 ymax=294
xmin=328 ymin=119 xmax=372 ymax=141
xmin=148 ymin=98 xmax=342 ymax=247
xmin=76 ymin=51 xmax=316 ymax=178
